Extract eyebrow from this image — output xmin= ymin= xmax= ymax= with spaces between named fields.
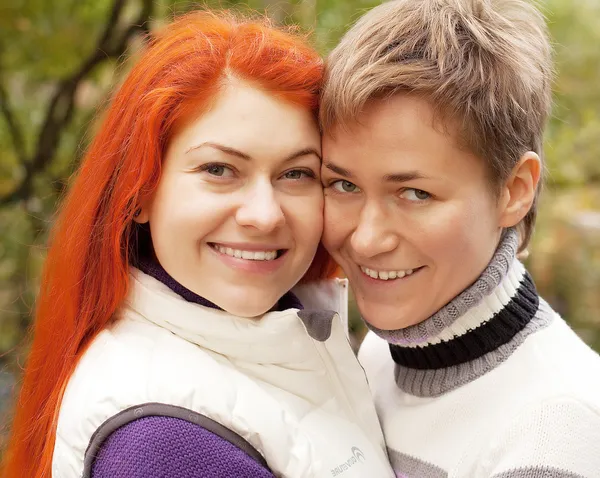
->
xmin=324 ymin=162 xmax=354 ymax=178
xmin=186 ymin=142 xmax=322 ymax=162
xmin=324 ymin=161 xmax=429 ymax=183
xmin=383 ymin=171 xmax=428 ymax=183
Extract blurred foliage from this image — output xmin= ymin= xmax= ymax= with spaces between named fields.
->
xmin=0 ymin=0 xmax=599 ymax=443
xmin=544 ymin=0 xmax=600 ymax=186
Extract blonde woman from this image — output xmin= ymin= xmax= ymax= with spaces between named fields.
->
xmin=320 ymin=1 xmax=600 ymax=477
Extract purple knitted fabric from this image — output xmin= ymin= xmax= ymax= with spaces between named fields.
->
xmin=91 ymin=416 xmax=275 ymax=478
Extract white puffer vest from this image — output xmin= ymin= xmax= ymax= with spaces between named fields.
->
xmin=52 ymin=269 xmax=394 ymax=477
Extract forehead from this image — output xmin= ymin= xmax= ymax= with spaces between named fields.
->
xmin=171 ymin=81 xmax=320 ymax=156
xmin=323 ymin=94 xmax=483 ymax=178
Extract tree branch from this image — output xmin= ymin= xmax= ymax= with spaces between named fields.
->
xmin=0 ymin=0 xmax=153 ymax=208
xmin=0 ymin=75 xmax=27 ymax=164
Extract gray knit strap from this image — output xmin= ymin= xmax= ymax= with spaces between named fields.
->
xmin=297 ymin=309 xmax=337 ymax=341
xmin=368 ymin=229 xmax=519 ymax=346
xmin=388 ymin=448 xmax=448 ymax=478
xmin=491 ymin=466 xmax=587 ymax=478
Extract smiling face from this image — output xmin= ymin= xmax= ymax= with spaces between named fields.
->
xmin=321 ymin=94 xmax=507 ymax=330
xmin=138 ymin=80 xmax=323 ymax=317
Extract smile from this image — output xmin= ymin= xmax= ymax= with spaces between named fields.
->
xmin=359 ymin=265 xmax=424 ymax=281
xmin=209 ymin=243 xmax=284 ymax=261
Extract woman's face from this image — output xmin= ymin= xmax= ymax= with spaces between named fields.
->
xmin=321 ymin=94 xmax=507 ymax=330
xmin=141 ymin=81 xmax=323 ymax=317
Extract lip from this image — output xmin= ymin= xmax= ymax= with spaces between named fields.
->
xmin=357 ymin=265 xmax=426 ymax=284
xmin=209 ymin=241 xmax=287 ymax=251
xmin=208 ymin=243 xmax=288 ymax=274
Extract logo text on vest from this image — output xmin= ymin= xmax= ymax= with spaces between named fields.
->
xmin=330 ymin=447 xmax=365 ymax=476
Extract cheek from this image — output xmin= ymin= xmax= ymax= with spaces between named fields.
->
xmin=420 ymin=199 xmax=498 ymax=268
xmin=149 ymin=180 xmax=234 ymax=243
xmin=322 ymin=197 xmax=351 ymax=252
xmin=288 ymin=193 xmax=324 ymax=244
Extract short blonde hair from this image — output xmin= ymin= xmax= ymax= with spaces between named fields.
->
xmin=321 ymin=0 xmax=553 ymax=250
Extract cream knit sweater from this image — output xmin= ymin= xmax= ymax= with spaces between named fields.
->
xmin=359 ymin=230 xmax=600 ymax=478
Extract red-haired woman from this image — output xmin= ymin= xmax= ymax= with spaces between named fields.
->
xmin=2 ymin=11 xmax=394 ymax=478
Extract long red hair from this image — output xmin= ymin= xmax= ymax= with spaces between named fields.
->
xmin=2 ymin=11 xmax=335 ymax=478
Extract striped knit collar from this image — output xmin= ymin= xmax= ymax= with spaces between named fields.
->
xmin=368 ymin=229 xmax=548 ymax=396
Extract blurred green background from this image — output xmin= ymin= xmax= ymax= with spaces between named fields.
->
xmin=1 ymin=0 xmax=599 ymax=449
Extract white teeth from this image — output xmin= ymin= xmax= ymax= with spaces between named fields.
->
xmin=360 ymin=266 xmax=418 ymax=280
xmin=214 ymin=245 xmax=279 ymax=261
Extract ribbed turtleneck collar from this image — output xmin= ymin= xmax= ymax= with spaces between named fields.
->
xmin=367 ymin=229 xmax=551 ymax=397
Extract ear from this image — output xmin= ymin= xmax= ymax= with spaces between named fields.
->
xmin=133 ymin=206 xmax=150 ymax=224
xmin=498 ymin=152 xmax=541 ymax=228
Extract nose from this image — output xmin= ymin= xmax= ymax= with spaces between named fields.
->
xmin=235 ymin=179 xmax=285 ymax=233
xmin=350 ymin=201 xmax=399 ymax=259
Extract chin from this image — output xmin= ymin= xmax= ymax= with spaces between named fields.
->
xmin=361 ymin=315 xmax=399 ymax=331
xmin=358 ymin=301 xmax=414 ymax=331
xmin=234 ymin=306 xmax=274 ymax=318
xmin=219 ymin=295 xmax=280 ymax=318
